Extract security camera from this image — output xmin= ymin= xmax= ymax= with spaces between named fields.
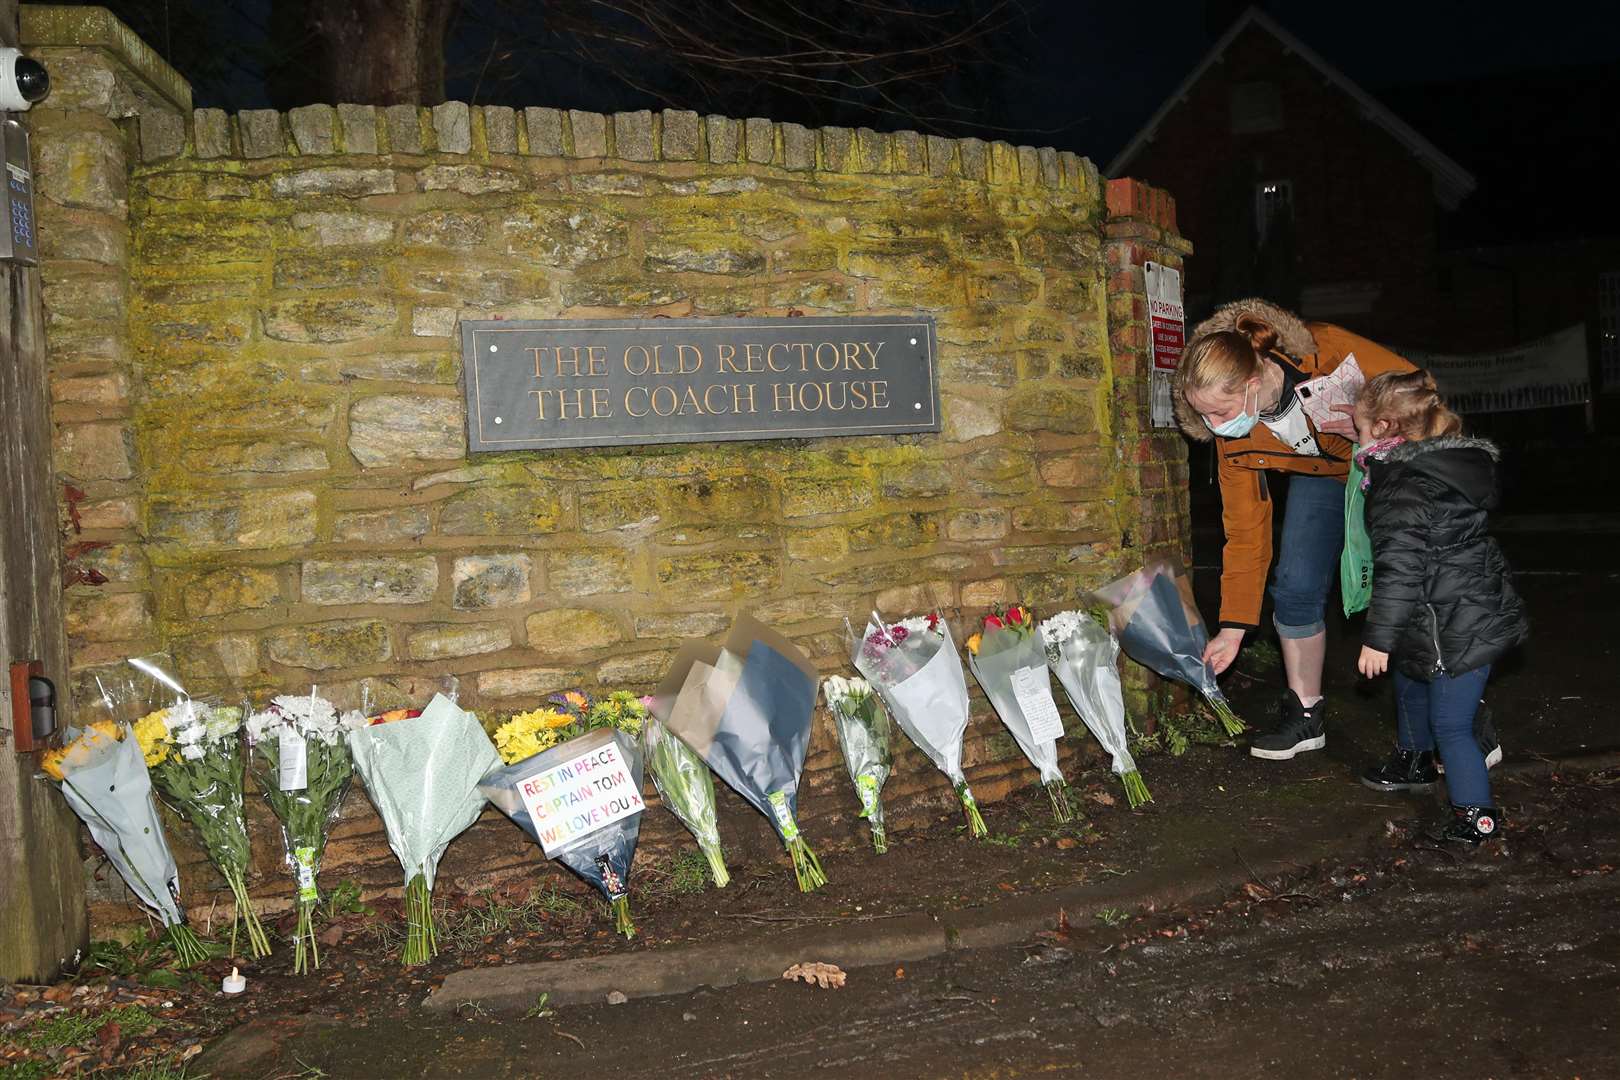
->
xmin=1 ymin=48 xmax=50 ymax=111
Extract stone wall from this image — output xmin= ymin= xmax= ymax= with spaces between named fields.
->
xmin=23 ymin=7 xmax=1190 ymax=929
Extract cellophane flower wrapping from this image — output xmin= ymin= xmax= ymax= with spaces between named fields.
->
xmin=966 ymin=606 xmax=1072 ymax=821
xmin=245 ymin=690 xmax=359 ymax=972
xmin=851 ymin=612 xmax=987 ymax=838
xmin=1040 ymin=610 xmax=1151 ymax=808
xmin=822 ymin=675 xmax=894 ymax=852
xmin=1096 ymin=560 xmax=1245 ymax=736
xmin=121 ymin=656 xmax=270 ymax=960
xmin=41 ymin=719 xmax=210 ymax=965
xmin=650 ymin=614 xmax=826 ymax=891
xmin=642 ymin=716 xmax=729 ymax=886
xmin=481 ymin=721 xmax=646 ymax=938
xmin=348 ymin=692 xmax=500 ymax=965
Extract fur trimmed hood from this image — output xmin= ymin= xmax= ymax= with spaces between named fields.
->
xmin=1377 ymin=434 xmax=1503 ymax=510
xmin=1171 ymin=298 xmax=1318 ymax=442
xmin=1382 ymin=434 xmax=1501 ymax=463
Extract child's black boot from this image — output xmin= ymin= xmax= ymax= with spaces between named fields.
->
xmin=1360 ymin=748 xmax=1438 ymax=793
xmin=1436 ymin=804 xmax=1502 ymax=848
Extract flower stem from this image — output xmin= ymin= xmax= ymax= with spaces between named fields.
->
xmin=870 ymin=821 xmax=888 ymax=855
xmin=1122 ymin=770 xmax=1153 ymax=809
xmin=785 ymin=835 xmax=827 ymax=892
xmin=401 ymin=873 xmax=437 ymax=966
xmin=165 ymin=922 xmax=211 ymax=968
xmin=225 ymin=868 xmax=272 ymax=959
xmin=612 ymin=896 xmax=636 ymax=939
xmin=956 ymin=783 xmax=988 ymax=839
xmin=292 ymin=901 xmax=321 ymax=974
xmin=702 ymin=844 xmax=731 ymax=889
xmin=1045 ymin=780 xmax=1075 ymax=824
xmin=1208 ymin=696 xmax=1246 ymax=736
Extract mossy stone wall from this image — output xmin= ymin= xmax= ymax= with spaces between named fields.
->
xmin=26 ymin=8 xmax=1190 ymax=928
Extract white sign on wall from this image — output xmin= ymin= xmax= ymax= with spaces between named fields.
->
xmin=1145 ymin=261 xmax=1185 ymax=429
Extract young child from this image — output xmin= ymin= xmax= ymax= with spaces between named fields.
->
xmin=1350 ymin=370 xmax=1529 ymax=846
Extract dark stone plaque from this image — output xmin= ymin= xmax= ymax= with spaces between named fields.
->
xmin=461 ymin=315 xmax=940 ymax=452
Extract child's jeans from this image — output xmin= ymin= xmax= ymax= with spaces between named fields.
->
xmin=1394 ymin=665 xmax=1493 ymax=806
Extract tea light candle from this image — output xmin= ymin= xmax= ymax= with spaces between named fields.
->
xmin=222 ymin=967 xmax=246 ymax=994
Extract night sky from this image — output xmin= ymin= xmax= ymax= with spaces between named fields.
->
xmin=111 ymin=0 xmax=1620 ymax=170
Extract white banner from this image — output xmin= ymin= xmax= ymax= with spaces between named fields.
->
xmin=1406 ymin=324 xmax=1590 ymax=414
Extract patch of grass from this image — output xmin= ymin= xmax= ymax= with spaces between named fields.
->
xmin=983 ymin=832 xmax=1023 ymax=849
xmin=76 ymin=933 xmax=172 ymax=979
xmin=116 ymin=1055 xmax=203 ymax=1080
xmin=433 ymin=886 xmax=594 ymax=954
xmin=0 ymin=1061 xmax=52 ymax=1080
xmin=7 ymin=1005 xmax=160 ymax=1053
xmin=1095 ymin=907 xmax=1130 ymax=927
xmin=523 ymin=993 xmax=556 ymax=1020
xmin=1134 ymin=708 xmax=1233 ymax=758
xmin=667 ymin=850 xmax=711 ymax=896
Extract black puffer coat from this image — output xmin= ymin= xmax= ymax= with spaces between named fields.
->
xmin=1362 ymin=435 xmax=1529 ymax=679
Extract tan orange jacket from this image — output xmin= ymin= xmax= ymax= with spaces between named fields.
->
xmin=1173 ymin=299 xmax=1415 ymax=629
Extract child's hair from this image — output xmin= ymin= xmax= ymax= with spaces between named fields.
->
xmin=1356 ymin=369 xmax=1463 ymax=441
xmin=1180 ymin=314 xmax=1277 ymax=394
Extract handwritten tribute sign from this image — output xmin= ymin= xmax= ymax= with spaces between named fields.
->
xmin=516 ymin=740 xmax=645 ymax=857
xmin=461 ymin=315 xmax=940 ymax=452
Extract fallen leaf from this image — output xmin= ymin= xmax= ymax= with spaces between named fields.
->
xmin=1055 ymin=837 xmax=1078 ymax=850
xmin=996 ymin=882 xmax=1016 ymax=892
xmin=1087 ymin=790 xmax=1118 ymax=808
xmin=42 ymin=986 xmax=72 ymax=1003
xmin=783 ymin=962 xmax=846 ymax=989
xmin=894 ymin=967 xmax=905 ymax=980
xmin=318 ymin=925 xmax=345 ymax=947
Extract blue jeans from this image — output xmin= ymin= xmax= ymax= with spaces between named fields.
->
xmin=1394 ymin=665 xmax=1493 ymax=807
xmin=1270 ymin=474 xmax=1346 ymax=639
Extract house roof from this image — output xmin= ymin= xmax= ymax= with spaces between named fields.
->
xmin=1105 ymin=6 xmax=1477 ymax=210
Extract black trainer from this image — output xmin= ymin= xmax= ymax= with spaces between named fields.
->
xmin=1435 ymin=804 xmax=1502 ymax=847
xmin=1437 ymin=703 xmax=1503 ymax=775
xmin=1360 ymin=748 xmax=1438 ymax=793
xmin=1249 ymin=690 xmax=1326 ymax=760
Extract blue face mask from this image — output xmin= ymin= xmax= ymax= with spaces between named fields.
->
xmin=1205 ymin=383 xmax=1259 ymax=438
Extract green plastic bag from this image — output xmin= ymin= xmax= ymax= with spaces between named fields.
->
xmin=1341 ymin=450 xmax=1373 ymax=616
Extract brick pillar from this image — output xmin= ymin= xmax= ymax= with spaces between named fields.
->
xmin=1103 ymin=177 xmax=1195 ymax=720
xmin=21 ymin=6 xmax=192 ymax=696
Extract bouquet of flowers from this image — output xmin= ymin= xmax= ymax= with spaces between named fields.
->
xmin=482 ymin=692 xmax=648 ymax=938
xmin=852 ymin=612 xmax=987 ymax=838
xmin=1096 ymin=559 xmax=1245 ymax=736
xmin=642 ymin=714 xmax=730 ymax=886
xmin=1040 ymin=609 xmax=1151 ymax=808
xmin=349 ymin=692 xmax=499 ymax=965
xmin=650 ymin=614 xmax=826 ymax=891
xmin=124 ymin=657 xmax=270 ymax=960
xmin=245 ymin=690 xmax=358 ymax=973
xmin=821 ymin=675 xmax=894 ymax=852
xmin=965 ymin=605 xmax=1073 ymax=822
xmin=41 ymin=720 xmax=211 ymax=966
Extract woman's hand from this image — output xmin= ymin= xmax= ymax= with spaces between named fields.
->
xmin=1317 ymin=402 xmax=1358 ymax=439
xmin=1203 ymin=627 xmax=1245 ymax=675
xmin=1357 ymin=646 xmax=1389 ymax=678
